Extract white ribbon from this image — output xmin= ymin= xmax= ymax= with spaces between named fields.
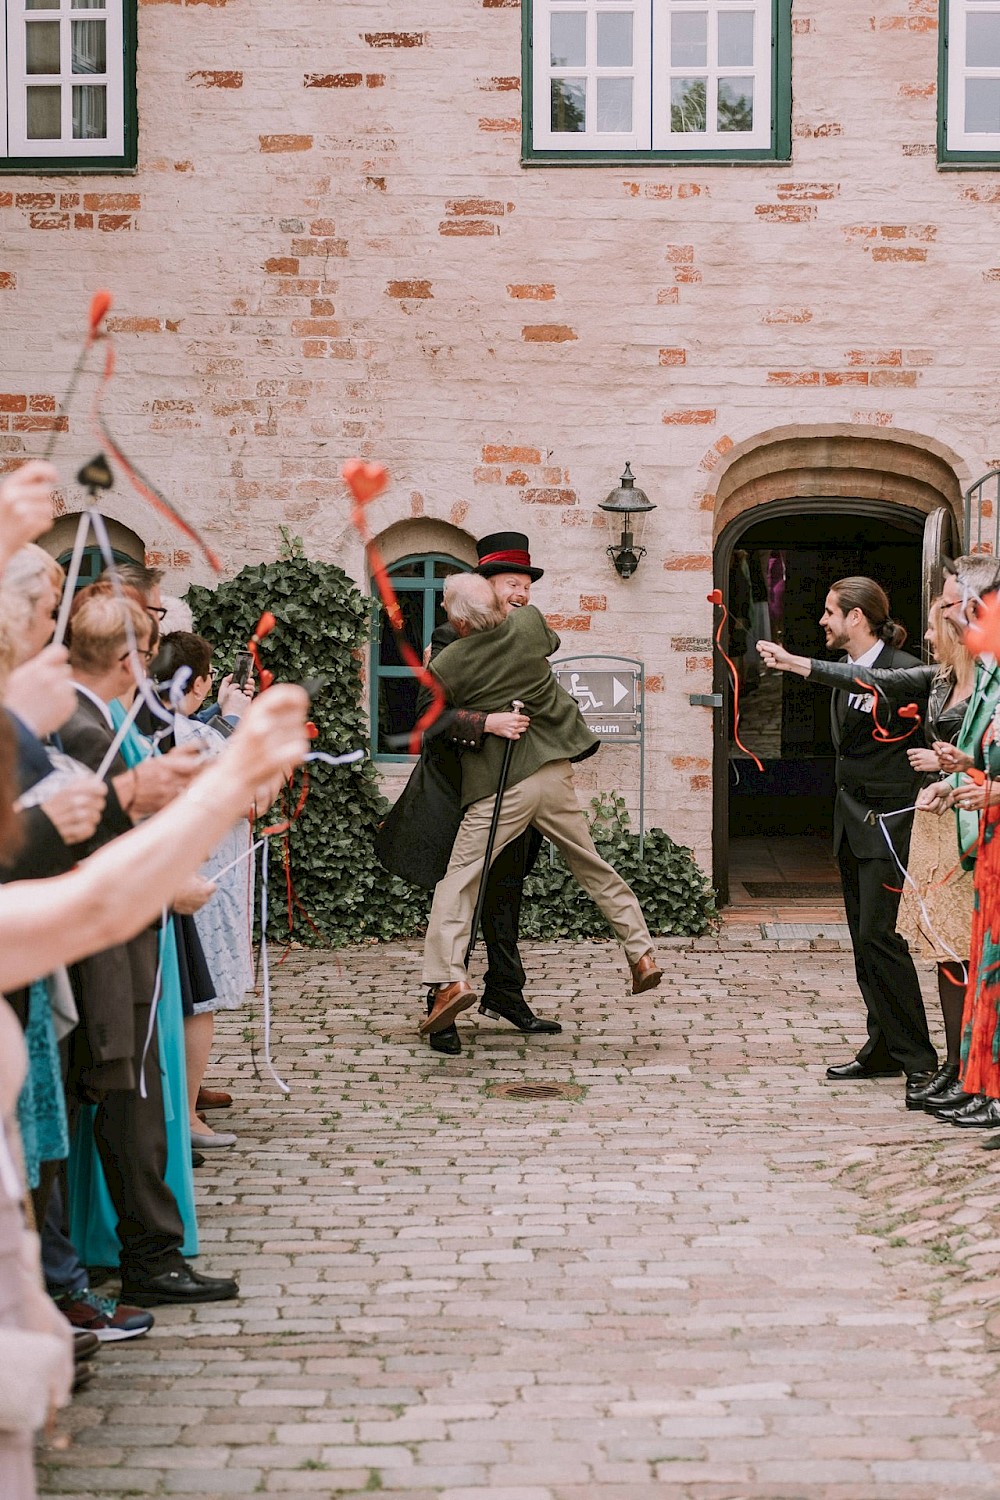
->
xmin=259 ymin=836 xmax=290 ymax=1096
xmin=876 ymin=804 xmax=967 ymax=981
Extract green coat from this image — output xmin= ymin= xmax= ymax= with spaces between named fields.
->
xmin=430 ymin=604 xmax=599 ymax=807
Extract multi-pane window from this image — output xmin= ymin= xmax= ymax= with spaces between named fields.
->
xmin=371 ymin=554 xmax=470 ymax=761
xmin=529 ymin=0 xmax=788 ymax=159
xmin=1 ymin=0 xmax=135 ymax=168
xmin=942 ymin=0 xmax=1000 ymax=159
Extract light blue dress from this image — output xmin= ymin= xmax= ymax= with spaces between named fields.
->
xmin=67 ymin=706 xmax=198 ymax=1263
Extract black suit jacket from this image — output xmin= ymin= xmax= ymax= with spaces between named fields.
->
xmin=829 ymin=643 xmax=924 ymax=861
xmin=59 ymin=692 xmax=156 ymax=1088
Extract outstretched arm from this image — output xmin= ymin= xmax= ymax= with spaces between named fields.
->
xmin=0 ymin=685 xmax=308 ymax=990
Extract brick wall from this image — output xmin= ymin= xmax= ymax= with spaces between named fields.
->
xmin=3 ymin=0 xmax=999 ymax=873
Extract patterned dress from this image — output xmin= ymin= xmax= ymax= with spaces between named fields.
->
xmin=960 ymin=718 xmax=1000 ymax=1097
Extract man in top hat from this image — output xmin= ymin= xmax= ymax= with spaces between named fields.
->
xmin=376 ymin=531 xmax=561 ymax=1054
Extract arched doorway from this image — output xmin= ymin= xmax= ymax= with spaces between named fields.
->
xmin=711 ymin=427 xmax=963 ymax=905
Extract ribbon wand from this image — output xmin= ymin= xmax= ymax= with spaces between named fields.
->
xmin=43 ymin=289 xmax=113 ymax=461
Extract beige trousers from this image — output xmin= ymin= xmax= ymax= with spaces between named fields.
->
xmin=422 ymin=758 xmax=654 ymax=984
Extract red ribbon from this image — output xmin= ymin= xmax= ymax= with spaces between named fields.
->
xmin=343 ymin=459 xmax=446 ymax=754
xmin=853 ymin=677 xmax=922 ymax=744
xmin=707 ymin=589 xmax=764 ymax=773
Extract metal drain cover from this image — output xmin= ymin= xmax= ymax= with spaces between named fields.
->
xmin=487 ymin=1081 xmax=583 ymax=1101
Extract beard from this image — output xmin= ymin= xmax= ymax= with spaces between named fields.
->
xmin=825 ymin=626 xmax=849 ymax=651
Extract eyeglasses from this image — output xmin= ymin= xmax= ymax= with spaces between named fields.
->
xmin=119 ymin=647 xmax=155 ymax=664
xmin=146 ymin=606 xmax=167 ymax=621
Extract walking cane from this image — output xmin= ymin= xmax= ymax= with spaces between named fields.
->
xmin=464 ymin=700 xmax=524 ymax=968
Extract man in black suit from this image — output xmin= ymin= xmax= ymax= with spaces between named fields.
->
xmin=809 ymin=577 xmax=937 ymax=1095
xmin=377 ymin=532 xmax=561 ymax=1055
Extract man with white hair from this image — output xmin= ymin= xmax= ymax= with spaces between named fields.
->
xmin=420 ymin=574 xmax=662 ymax=1036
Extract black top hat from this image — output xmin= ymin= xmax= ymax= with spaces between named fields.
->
xmin=474 ymin=531 xmax=544 ymax=582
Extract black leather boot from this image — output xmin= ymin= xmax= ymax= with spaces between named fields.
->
xmin=479 ymin=991 xmax=562 ymax=1034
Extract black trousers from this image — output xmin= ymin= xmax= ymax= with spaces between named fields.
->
xmin=67 ymin=980 xmax=186 ymax=1279
xmin=838 ymin=841 xmax=937 ymax=1076
xmin=479 ymin=827 xmax=542 ymax=1001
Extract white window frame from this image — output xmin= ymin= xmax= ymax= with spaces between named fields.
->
xmin=946 ymin=0 xmax=1000 ymax=153
xmin=1 ymin=0 xmax=125 ymax=160
xmin=531 ymin=0 xmax=773 ymax=154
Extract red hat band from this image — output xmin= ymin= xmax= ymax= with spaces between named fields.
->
xmin=478 ymin=549 xmax=533 ymax=570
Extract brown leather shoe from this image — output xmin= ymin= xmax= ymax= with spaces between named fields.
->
xmin=196 ymin=1087 xmax=232 ymax=1111
xmin=630 ymin=953 xmax=663 ymax=995
xmin=418 ymin=981 xmax=476 ymax=1035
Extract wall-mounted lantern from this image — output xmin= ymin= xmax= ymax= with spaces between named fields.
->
xmin=599 ymin=462 xmax=656 ymax=579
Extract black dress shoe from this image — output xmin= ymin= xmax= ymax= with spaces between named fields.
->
xmin=191 ymin=1150 xmax=206 ymax=1168
xmin=938 ymin=1093 xmax=987 ymax=1123
xmin=907 ymin=1062 xmax=959 ymax=1108
xmin=982 ymin=1132 xmax=1000 ymax=1150
xmin=953 ymin=1096 xmax=1000 ymax=1129
xmin=925 ymin=1079 xmax=976 ymax=1113
xmin=905 ymin=1071 xmax=938 ymax=1109
xmin=426 ymin=991 xmax=461 ymax=1055
xmin=826 ymin=1059 xmax=903 ymax=1080
xmin=73 ymin=1329 xmax=101 ymax=1362
xmin=121 ymin=1263 xmax=239 ymax=1306
xmin=479 ymin=992 xmax=562 ymax=1035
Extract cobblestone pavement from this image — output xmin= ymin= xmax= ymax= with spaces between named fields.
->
xmin=39 ymin=938 xmax=1000 ymax=1499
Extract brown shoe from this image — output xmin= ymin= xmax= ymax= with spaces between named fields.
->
xmin=630 ymin=953 xmax=663 ymax=995
xmin=418 ymin=981 xmax=476 ymax=1035
xmin=196 ymin=1087 xmax=232 ymax=1111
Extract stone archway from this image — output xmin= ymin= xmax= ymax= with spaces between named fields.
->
xmin=712 ymin=423 xmax=966 ymax=544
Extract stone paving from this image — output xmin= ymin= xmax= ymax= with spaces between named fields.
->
xmin=38 ymin=937 xmax=1000 ymax=1499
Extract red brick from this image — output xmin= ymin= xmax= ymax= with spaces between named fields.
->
xmin=482 ymin=445 xmax=541 ymax=463
xmin=656 ymin=287 xmax=680 ymax=305
xmin=16 ymin=193 xmax=56 ymax=209
xmin=0 ymin=273 xmax=15 ymax=290
xmin=963 ymin=185 xmax=1000 ymax=205
xmin=482 ymin=76 xmax=520 ymax=91
xmin=522 ymin=488 xmax=577 ymax=504
xmin=852 ymin=409 xmax=895 ymax=426
xmin=151 ymin=398 xmax=195 ymax=413
xmin=478 ymin=117 xmax=519 ymax=132
xmin=438 ymin=220 xmax=498 ymax=236
xmin=363 ymin=31 xmax=426 ymax=46
xmin=579 ymin=594 xmax=607 ymax=611
xmin=822 ymin=371 xmax=870 ymax=386
xmin=13 ymin=414 xmax=67 ymax=432
xmin=387 ymin=279 xmax=433 ymax=299
xmin=673 ymin=268 xmax=703 ymax=284
xmin=870 ymin=369 xmax=919 ymax=386
xmin=846 ymin=348 xmax=902 ymax=366
xmin=507 ymin=284 xmax=555 ymax=300
xmin=871 ymin=246 xmax=928 ymax=262
xmin=699 ymin=435 xmax=734 ymax=471
xmin=762 ymin=307 xmax=813 ymax=324
xmin=445 ymin=197 xmax=505 ymax=216
xmin=259 ymin=134 xmax=313 ymax=152
xmin=766 ymin=372 xmax=821 ymax=386
xmin=29 ymin=213 xmax=69 ymax=230
xmin=898 ymin=82 xmax=935 ymax=98
xmin=645 ymin=675 xmax=664 ymax=691
xmin=665 ymin=244 xmax=694 ymax=263
xmin=366 ymin=74 xmax=386 ymax=86
xmin=98 ymin=214 xmax=132 ymax=231
xmin=309 ymin=219 xmax=337 ymax=235
xmin=265 ymin=256 xmax=298 ymax=275
xmin=658 ymin=348 xmax=686 ymax=366
xmin=28 ymin=395 xmax=55 ymax=412
xmin=187 ymin=69 xmax=242 ymax=87
xmin=473 ymin=466 xmax=502 ymax=483
xmin=775 ymin=182 xmax=838 ymax=200
xmin=73 ymin=214 xmax=94 ymax=229
xmin=0 ymin=396 xmax=27 ymax=413
xmin=754 ymin=204 xmax=817 ymax=223
xmin=544 ymin=613 xmax=590 ymax=631
xmin=685 ymin=655 xmax=714 ymax=670
xmin=690 ymin=774 xmax=711 ymax=792
xmin=106 ymin=316 xmax=162 ymax=333
xmin=291 ymin=237 xmax=348 ymax=257
xmin=521 ymin=325 xmax=577 ymax=343
xmin=82 ymin=193 xmax=140 ymax=210
xmin=58 ymin=194 xmax=80 ymax=208
xmin=304 ymin=73 xmax=362 ymax=88
xmin=795 ymin=122 xmax=843 ymax=137
xmin=902 ymin=143 xmax=936 ymax=155
xmin=505 ymin=470 xmax=529 ymax=485
xmin=663 ymin=409 xmax=717 ymax=424
xmin=665 ymin=555 xmax=712 ymax=571
xmin=792 ymin=16 xmax=812 ymax=30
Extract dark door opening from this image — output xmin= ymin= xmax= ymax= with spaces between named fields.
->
xmin=713 ymin=499 xmax=932 ymax=906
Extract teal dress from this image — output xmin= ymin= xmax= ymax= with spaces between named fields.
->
xmin=68 ymin=706 xmax=198 ymax=1262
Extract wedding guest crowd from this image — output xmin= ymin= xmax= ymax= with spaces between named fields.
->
xmin=0 ymin=459 xmax=310 ymax=1498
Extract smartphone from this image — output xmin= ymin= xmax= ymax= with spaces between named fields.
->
xmin=231 ymin=650 xmax=253 ymax=690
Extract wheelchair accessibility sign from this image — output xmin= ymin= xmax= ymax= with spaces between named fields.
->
xmin=553 ymin=662 xmax=641 ymax=738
